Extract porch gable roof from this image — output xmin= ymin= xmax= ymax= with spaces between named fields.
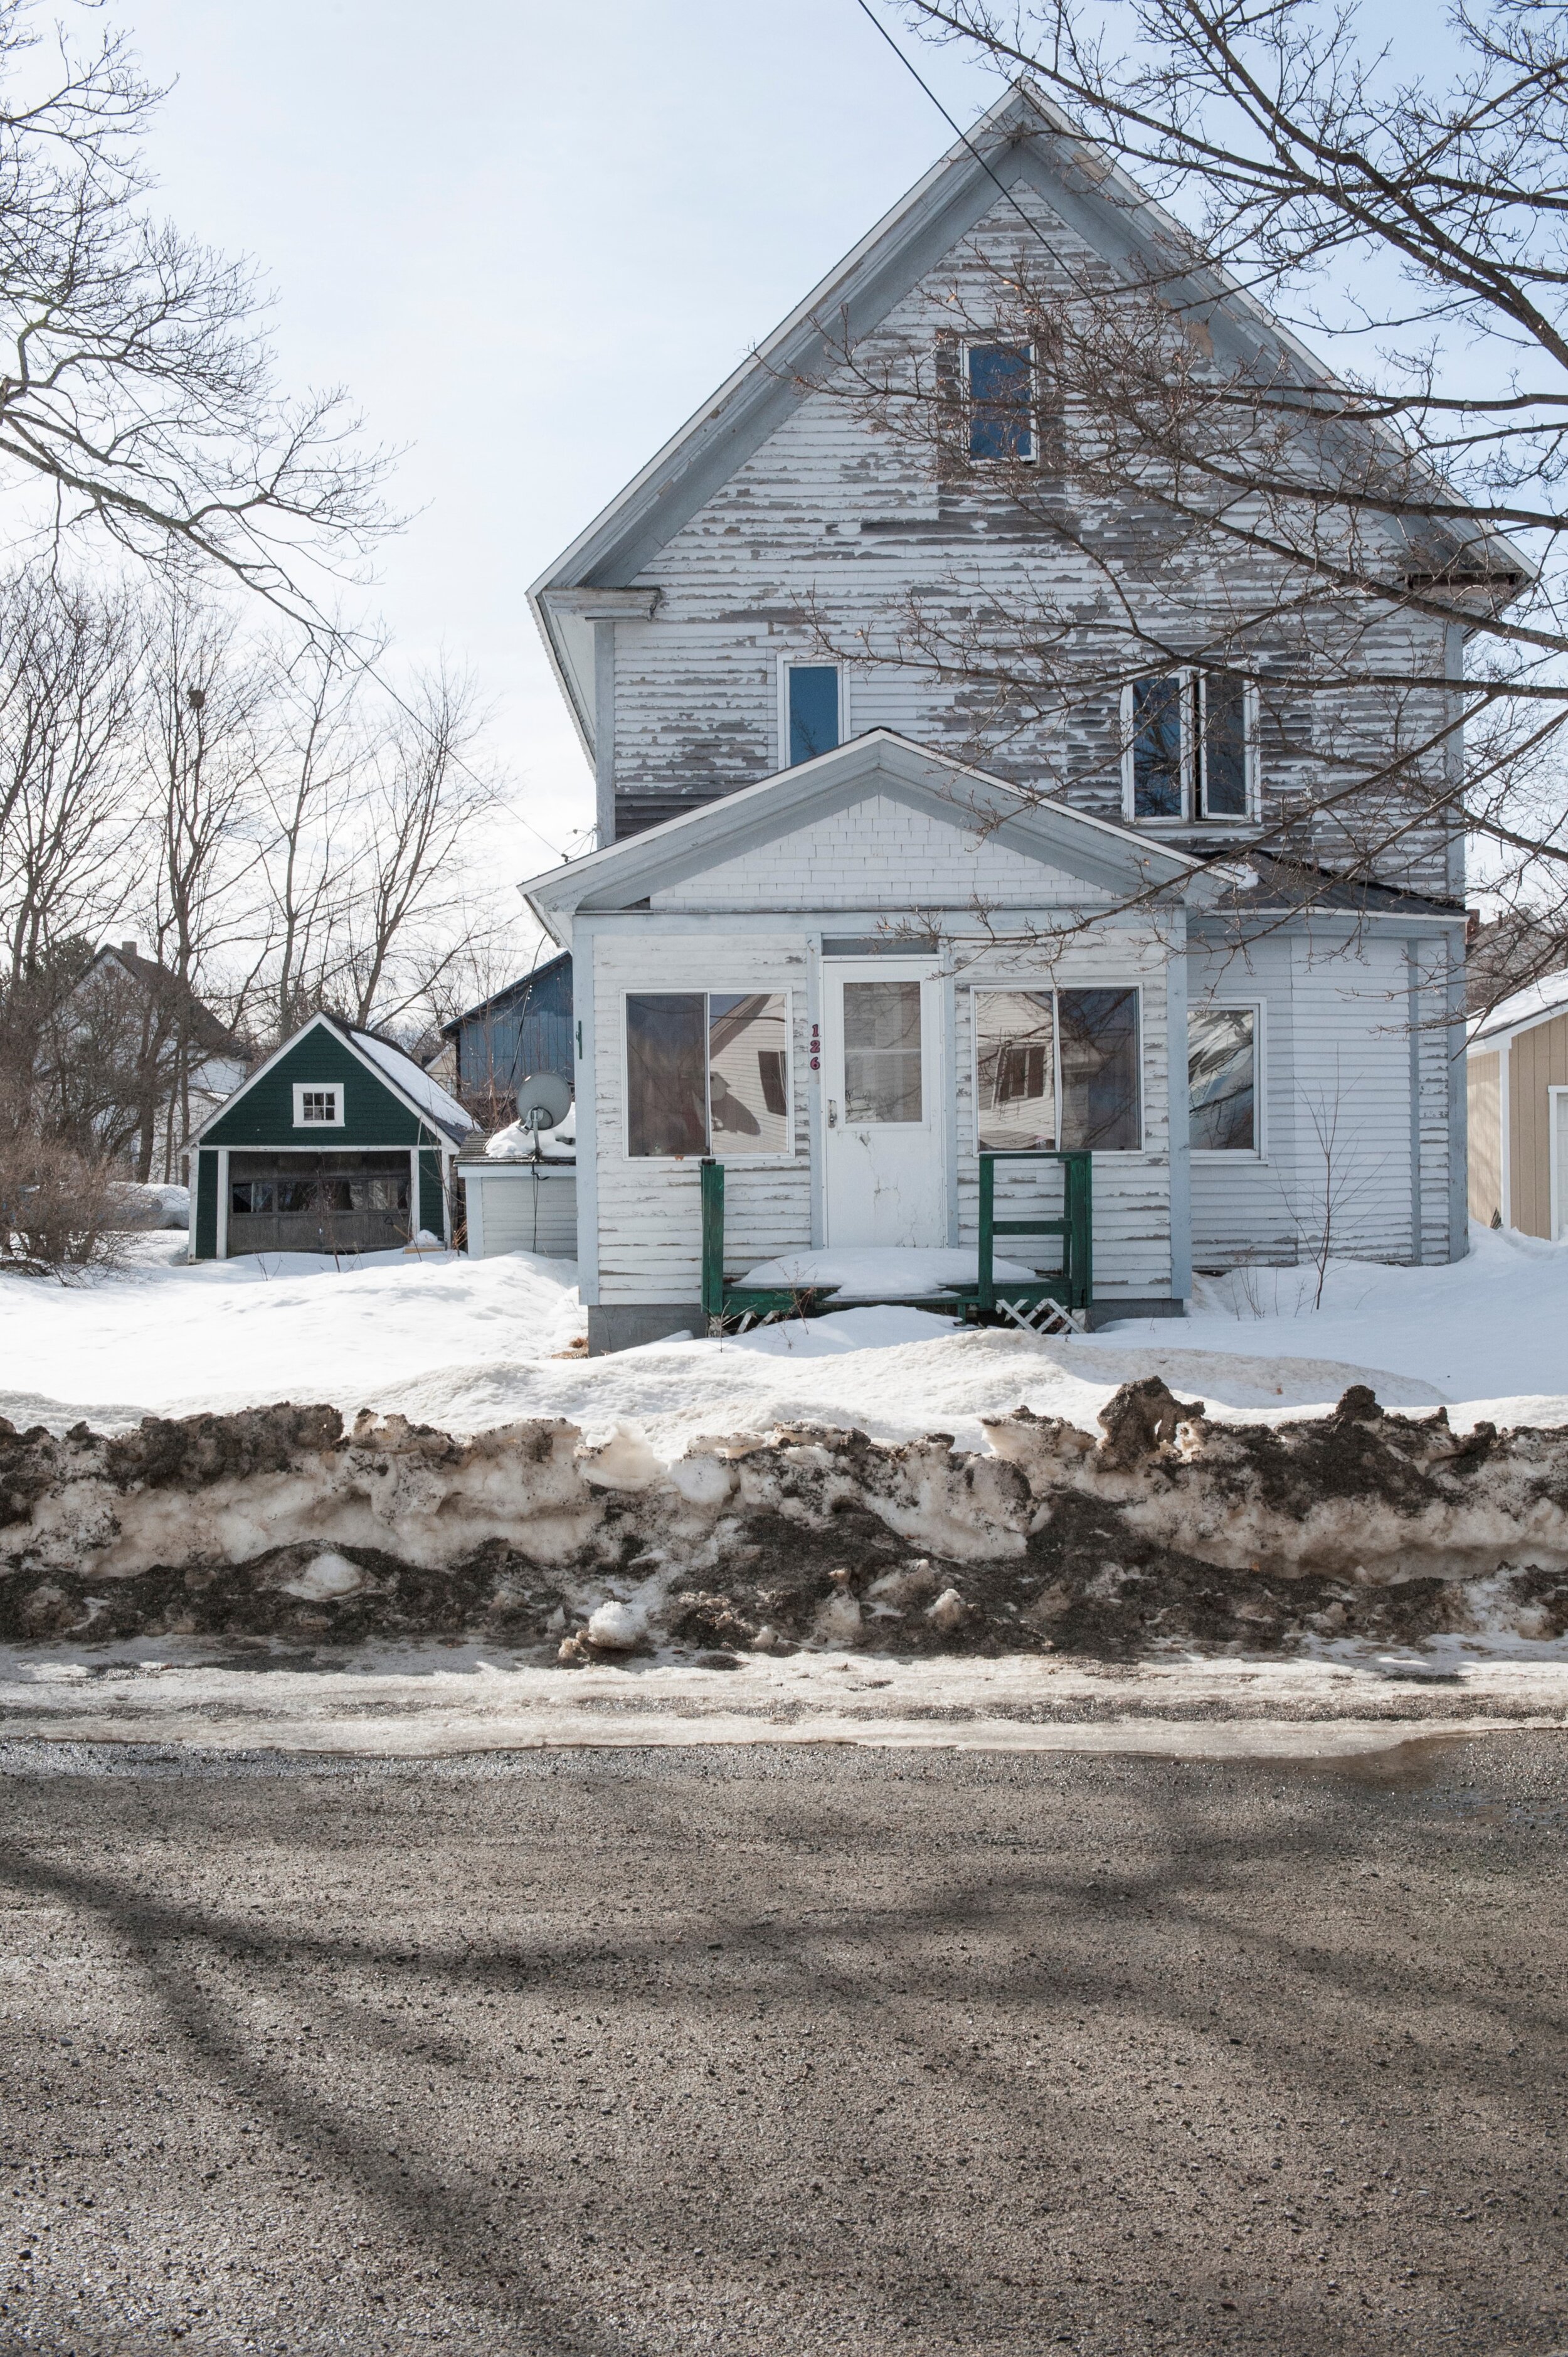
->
xmin=520 ymin=730 xmax=1209 ymax=944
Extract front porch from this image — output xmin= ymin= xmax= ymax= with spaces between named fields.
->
xmin=699 ymin=1148 xmax=1094 ymax=1336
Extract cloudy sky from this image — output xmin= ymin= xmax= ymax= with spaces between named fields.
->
xmin=124 ymin=0 xmax=1002 ymax=880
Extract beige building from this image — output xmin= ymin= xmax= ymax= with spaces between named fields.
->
xmin=1468 ymin=976 xmax=1568 ymax=1236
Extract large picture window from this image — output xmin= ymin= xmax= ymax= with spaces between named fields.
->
xmin=973 ymin=987 xmax=1142 ymax=1153
xmin=1189 ymin=1006 xmax=1258 ymax=1152
xmin=626 ymin=992 xmax=791 ymax=1159
xmin=1125 ymin=671 xmax=1256 ymax=822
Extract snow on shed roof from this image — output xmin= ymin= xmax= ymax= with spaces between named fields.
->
xmin=1468 ymin=971 xmax=1568 ymax=1048
xmin=345 ymin=1024 xmax=474 ymax=1141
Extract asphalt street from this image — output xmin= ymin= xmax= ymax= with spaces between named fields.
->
xmin=1 ymin=1733 xmax=1565 ymax=2355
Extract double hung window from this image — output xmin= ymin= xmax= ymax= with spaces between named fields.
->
xmin=626 ymin=992 xmax=791 ymax=1158
xmin=783 ymin=663 xmax=841 ymax=767
xmin=973 ymin=987 xmax=1142 ymax=1153
xmin=1188 ymin=1006 xmax=1259 ymax=1152
xmin=966 ymin=343 xmax=1035 ymax=462
xmin=1125 ymin=671 xmax=1255 ymax=822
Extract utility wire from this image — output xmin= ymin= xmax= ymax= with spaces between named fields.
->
xmin=852 ymin=0 xmax=1057 ymax=257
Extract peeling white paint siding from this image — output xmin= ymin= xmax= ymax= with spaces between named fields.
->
xmin=954 ymin=923 xmax=1174 ymax=1299
xmin=1187 ymin=930 xmax=1453 ymax=1269
xmin=609 ymin=189 xmax=1456 ymax=900
xmin=592 ymin=929 xmax=813 ymax=1307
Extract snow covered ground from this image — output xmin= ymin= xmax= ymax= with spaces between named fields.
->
xmin=1 ymin=1220 xmax=1565 ymax=1451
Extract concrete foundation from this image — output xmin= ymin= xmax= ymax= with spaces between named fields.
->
xmin=588 ymin=1304 xmax=706 ymax=1355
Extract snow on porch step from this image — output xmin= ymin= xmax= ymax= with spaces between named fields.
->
xmin=735 ymin=1247 xmax=1042 ymax=1297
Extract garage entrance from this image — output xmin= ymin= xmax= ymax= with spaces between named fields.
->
xmin=227 ymin=1151 xmax=413 ymax=1257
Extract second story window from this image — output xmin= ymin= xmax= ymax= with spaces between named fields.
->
xmin=784 ymin=662 xmax=841 ymax=766
xmin=967 ymin=342 xmax=1034 ymax=462
xmin=1123 ymin=670 xmax=1257 ymax=823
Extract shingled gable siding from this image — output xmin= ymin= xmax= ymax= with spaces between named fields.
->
xmin=606 ymin=184 xmax=1456 ymax=900
xmin=202 ymin=1030 xmax=426 ymax=1150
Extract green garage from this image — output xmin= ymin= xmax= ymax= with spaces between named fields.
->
xmin=188 ymin=1013 xmax=474 ymax=1260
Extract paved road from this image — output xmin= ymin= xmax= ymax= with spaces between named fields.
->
xmin=1 ymin=1735 xmax=1565 ymax=2356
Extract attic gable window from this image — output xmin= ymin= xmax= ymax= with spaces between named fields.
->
xmin=1123 ymin=671 xmax=1258 ymax=823
xmin=967 ymin=343 xmax=1034 ymax=462
xmin=784 ymin=663 xmax=840 ymax=766
xmin=292 ymin=1083 xmax=343 ymax=1127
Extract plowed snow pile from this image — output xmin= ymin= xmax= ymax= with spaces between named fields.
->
xmin=6 ymin=1378 xmax=1568 ymax=1659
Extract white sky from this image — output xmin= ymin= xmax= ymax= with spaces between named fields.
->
xmin=124 ymin=0 xmax=1002 ymax=896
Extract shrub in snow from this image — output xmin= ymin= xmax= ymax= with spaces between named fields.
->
xmin=0 ymin=1137 xmax=129 ymax=1275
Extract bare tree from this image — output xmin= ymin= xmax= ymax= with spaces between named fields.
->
xmin=0 ymin=0 xmax=389 ymax=604
xmin=339 ymin=665 xmax=502 ymax=1030
xmin=785 ymin=6 xmax=1568 ymax=988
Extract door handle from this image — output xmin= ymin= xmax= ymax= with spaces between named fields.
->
xmin=827 ymin=1099 xmax=838 ymax=1128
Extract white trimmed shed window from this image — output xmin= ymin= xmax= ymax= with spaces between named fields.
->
xmin=1189 ymin=1006 xmax=1259 ymax=1152
xmin=292 ymin=1082 xmax=344 ymax=1127
xmin=973 ymin=987 xmax=1142 ymax=1153
xmin=1123 ymin=671 xmax=1257 ymax=822
xmin=625 ymin=992 xmax=790 ymax=1159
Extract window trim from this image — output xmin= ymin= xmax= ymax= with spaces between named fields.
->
xmin=963 ymin=338 xmax=1037 ymax=466
xmin=1120 ymin=671 xmax=1261 ymax=826
xmin=621 ymin=988 xmax=797 ymax=1164
xmin=1188 ymin=998 xmax=1266 ymax=1162
xmin=292 ymin=1082 xmax=344 ymax=1129
xmin=777 ymin=657 xmax=846 ymax=771
xmin=969 ymin=982 xmax=1147 ymax=1157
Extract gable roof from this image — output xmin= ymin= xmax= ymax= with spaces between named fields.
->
xmin=1469 ymin=971 xmax=1568 ymax=1051
xmin=438 ymin=947 xmax=572 ymax=1040
xmin=531 ymin=78 xmax=1527 ymax=758
xmin=75 ymin=944 xmax=244 ymax=1060
xmin=191 ymin=1011 xmax=475 ymax=1147
xmin=519 ymin=729 xmax=1212 ymax=945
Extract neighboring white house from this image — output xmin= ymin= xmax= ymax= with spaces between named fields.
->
xmin=523 ymin=83 xmax=1481 ymax=1353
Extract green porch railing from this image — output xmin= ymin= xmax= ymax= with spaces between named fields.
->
xmin=700 ymin=1149 xmax=1093 ymax=1330
xmin=975 ymin=1148 xmax=1093 ymax=1317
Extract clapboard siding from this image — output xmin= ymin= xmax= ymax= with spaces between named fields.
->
xmin=1468 ymin=1051 xmax=1502 ymax=1226
xmin=593 ymin=931 xmax=813 ymax=1304
xmin=608 ymin=184 xmax=1457 ymax=900
xmin=1510 ymin=1013 xmax=1568 ymax=1239
xmin=1187 ymin=930 xmax=1452 ymax=1269
xmin=952 ymin=927 xmax=1173 ymax=1297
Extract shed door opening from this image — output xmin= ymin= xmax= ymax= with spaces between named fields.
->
xmin=227 ymin=1151 xmax=413 ymax=1257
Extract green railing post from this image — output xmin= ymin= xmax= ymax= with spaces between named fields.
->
xmin=700 ymin=1157 xmax=724 ymax=1322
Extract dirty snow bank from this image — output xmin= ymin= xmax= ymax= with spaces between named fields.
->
xmin=6 ymin=1378 xmax=1568 ymax=1660
xmin=1094 ymin=1223 xmax=1568 ymax=1427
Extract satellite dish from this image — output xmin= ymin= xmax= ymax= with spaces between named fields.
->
xmin=516 ymin=1071 xmax=571 ymax=1131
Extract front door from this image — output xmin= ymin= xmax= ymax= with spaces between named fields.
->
xmin=821 ymin=963 xmax=946 ymax=1247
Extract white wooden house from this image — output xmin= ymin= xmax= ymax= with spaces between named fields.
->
xmin=522 ymin=83 xmax=1476 ymax=1353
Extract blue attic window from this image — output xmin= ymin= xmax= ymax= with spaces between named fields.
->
xmin=787 ymin=664 xmax=840 ymax=766
xmin=967 ymin=343 xmax=1034 ymax=461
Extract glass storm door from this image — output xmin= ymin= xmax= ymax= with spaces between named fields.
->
xmin=821 ymin=964 xmax=946 ymax=1247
